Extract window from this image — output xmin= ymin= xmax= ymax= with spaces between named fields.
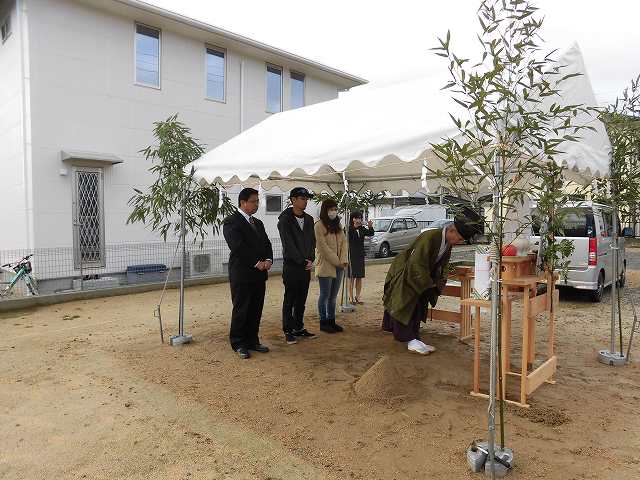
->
xmin=406 ymin=218 xmax=418 ymax=230
xmin=391 ymin=219 xmax=406 ymax=232
xmin=265 ymin=194 xmax=282 ymax=213
xmin=135 ymin=24 xmax=160 ymax=88
xmin=266 ymin=64 xmax=282 ymax=113
xmin=372 ymin=219 xmax=392 ymax=232
xmin=531 ymin=208 xmax=595 ymax=238
xmin=1 ymin=14 xmax=11 ymax=43
xmin=290 ymin=71 xmax=305 ymax=109
xmin=206 ymin=47 xmax=225 ymax=101
xmin=73 ymin=168 xmax=105 ymax=268
xmin=602 ymin=210 xmax=613 ymax=237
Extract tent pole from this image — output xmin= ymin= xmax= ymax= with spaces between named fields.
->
xmin=598 ymin=183 xmax=624 ymax=365
xmin=340 ymin=171 xmax=355 ymax=313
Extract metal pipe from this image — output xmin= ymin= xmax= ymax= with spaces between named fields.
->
xmin=339 ymin=171 xmax=354 ymax=311
xmin=611 ymin=207 xmax=619 ymax=354
xmin=178 ymin=192 xmax=186 ymax=337
xmin=239 ymin=59 xmax=245 ymax=133
xmin=487 ymin=152 xmax=501 ymax=479
xmin=618 ymin=275 xmax=624 ymax=355
xmin=626 ymin=295 xmax=638 ymax=362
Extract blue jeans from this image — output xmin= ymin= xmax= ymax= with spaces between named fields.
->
xmin=318 ymin=267 xmax=344 ymax=324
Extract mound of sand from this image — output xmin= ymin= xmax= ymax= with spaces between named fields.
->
xmin=354 ymin=355 xmax=408 ymax=401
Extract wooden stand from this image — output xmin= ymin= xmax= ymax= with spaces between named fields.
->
xmin=463 ymin=269 xmax=558 ymax=408
xmin=430 ymin=266 xmax=474 ymax=341
xmin=460 ymin=297 xmax=491 ymax=395
xmin=501 ymin=255 xmax=536 ymax=291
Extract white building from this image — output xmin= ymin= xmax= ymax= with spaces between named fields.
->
xmin=0 ymin=0 xmax=365 ymax=271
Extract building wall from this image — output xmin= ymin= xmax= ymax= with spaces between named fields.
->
xmin=0 ymin=0 xmax=31 ymax=250
xmin=25 ymin=0 xmax=341 ymax=251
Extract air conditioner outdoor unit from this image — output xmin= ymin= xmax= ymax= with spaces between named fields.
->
xmin=188 ymin=251 xmax=214 ymax=277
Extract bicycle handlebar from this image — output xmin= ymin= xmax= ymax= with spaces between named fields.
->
xmin=1 ymin=253 xmax=34 ymax=268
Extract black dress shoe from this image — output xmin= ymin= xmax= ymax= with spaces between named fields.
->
xmin=249 ymin=344 xmax=270 ymax=353
xmin=236 ymin=348 xmax=250 ymax=359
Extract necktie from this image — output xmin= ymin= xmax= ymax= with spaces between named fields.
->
xmin=249 ymin=216 xmax=257 ymax=231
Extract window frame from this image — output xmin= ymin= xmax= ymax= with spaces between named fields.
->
xmin=72 ymin=166 xmax=106 ymax=269
xmin=290 ymin=70 xmax=306 ymax=109
xmin=406 ymin=218 xmax=418 ymax=230
xmin=391 ymin=219 xmax=407 ymax=232
xmin=1 ymin=12 xmax=11 ymax=43
xmin=265 ymin=194 xmax=283 ymax=214
xmin=134 ymin=22 xmax=162 ymax=90
xmin=204 ymin=44 xmax=227 ymax=103
xmin=265 ymin=63 xmax=283 ymax=114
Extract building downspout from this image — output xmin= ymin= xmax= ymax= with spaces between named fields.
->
xmin=239 ymin=59 xmax=245 ymax=133
xmin=17 ymin=0 xmax=34 ymax=250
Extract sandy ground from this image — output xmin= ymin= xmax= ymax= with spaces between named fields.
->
xmin=1 ymin=260 xmax=640 ymax=479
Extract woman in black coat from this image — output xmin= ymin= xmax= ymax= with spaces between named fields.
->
xmin=348 ymin=211 xmax=374 ymax=304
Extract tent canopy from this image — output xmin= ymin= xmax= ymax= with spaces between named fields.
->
xmin=188 ymin=43 xmax=610 ymax=194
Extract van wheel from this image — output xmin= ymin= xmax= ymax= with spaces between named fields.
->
xmin=590 ymin=272 xmax=605 ymax=303
xmin=379 ymin=242 xmax=391 ymax=258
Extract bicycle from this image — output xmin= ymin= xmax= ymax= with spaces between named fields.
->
xmin=0 ymin=254 xmax=39 ymax=297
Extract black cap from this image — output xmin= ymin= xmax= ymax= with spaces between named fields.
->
xmin=289 ymin=187 xmax=314 ymax=199
xmin=453 ymin=216 xmax=477 ymax=241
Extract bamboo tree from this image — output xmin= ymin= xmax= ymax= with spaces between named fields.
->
xmin=593 ymin=77 xmax=640 ymax=229
xmin=127 ymin=114 xmax=234 ymax=244
xmin=591 ymin=77 xmax=640 ymax=362
xmin=430 ymin=0 xmax=593 ymax=467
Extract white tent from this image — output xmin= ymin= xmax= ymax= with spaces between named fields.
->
xmin=190 ymin=73 xmax=459 ymax=194
xmin=188 ymin=43 xmax=610 ymax=193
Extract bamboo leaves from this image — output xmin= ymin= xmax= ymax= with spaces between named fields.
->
xmin=430 ymin=0 xmax=590 ymax=251
xmin=127 ymin=114 xmax=235 ymax=244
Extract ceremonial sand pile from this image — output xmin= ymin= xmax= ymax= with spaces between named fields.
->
xmin=353 ymin=355 xmax=409 ymax=401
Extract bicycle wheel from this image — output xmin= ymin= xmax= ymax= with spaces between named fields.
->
xmin=24 ymin=275 xmax=39 ymax=296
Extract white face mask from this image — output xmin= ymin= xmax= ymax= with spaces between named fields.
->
xmin=327 ymin=210 xmax=338 ymax=220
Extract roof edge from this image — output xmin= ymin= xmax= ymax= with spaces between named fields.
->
xmin=111 ymin=0 xmax=368 ymax=87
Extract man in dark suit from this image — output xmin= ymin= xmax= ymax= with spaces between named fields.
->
xmin=222 ymin=188 xmax=273 ymax=359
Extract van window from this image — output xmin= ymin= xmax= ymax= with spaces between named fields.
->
xmin=406 ymin=218 xmax=418 ymax=229
xmin=532 ymin=208 xmax=595 ymax=238
xmin=601 ymin=211 xmax=611 ymax=237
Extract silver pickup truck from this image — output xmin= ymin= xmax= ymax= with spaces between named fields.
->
xmin=531 ymin=202 xmax=626 ymax=302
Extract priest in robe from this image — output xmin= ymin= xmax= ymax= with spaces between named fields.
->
xmin=382 ymin=218 xmax=475 ymax=354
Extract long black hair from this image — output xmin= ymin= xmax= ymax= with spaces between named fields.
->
xmin=349 ymin=211 xmax=363 ymax=228
xmin=319 ymin=199 xmax=342 ymax=234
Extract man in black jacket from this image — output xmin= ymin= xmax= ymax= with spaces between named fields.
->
xmin=222 ymin=188 xmax=273 ymax=359
xmin=277 ymin=187 xmax=317 ymax=345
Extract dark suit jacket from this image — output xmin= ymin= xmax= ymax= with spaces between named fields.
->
xmin=223 ymin=211 xmax=273 ymax=284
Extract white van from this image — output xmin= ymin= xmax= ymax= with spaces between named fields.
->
xmin=531 ymin=202 xmax=626 ymax=302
